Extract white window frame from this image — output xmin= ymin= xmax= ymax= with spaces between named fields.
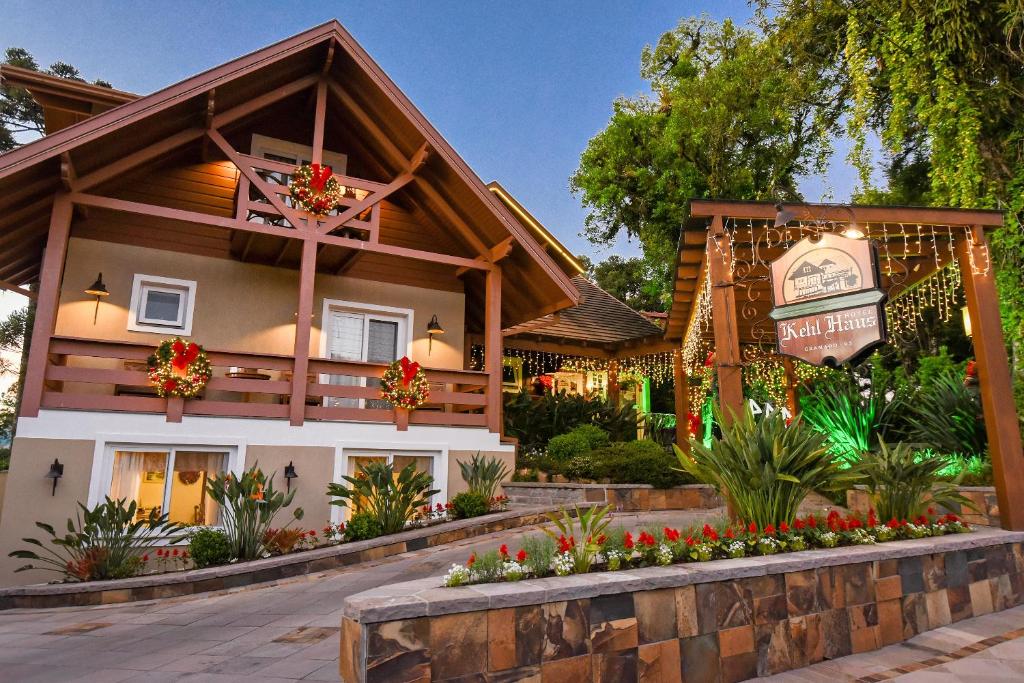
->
xmin=94 ymin=441 xmax=243 ymax=531
xmin=319 ymin=299 xmax=414 ymax=409
xmin=331 ymin=442 xmax=447 ymax=524
xmin=127 ymin=274 xmax=197 ymax=335
xmin=251 ymin=134 xmax=347 ymax=174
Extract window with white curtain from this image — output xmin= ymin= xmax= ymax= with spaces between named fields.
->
xmin=109 ymin=448 xmax=229 ymax=526
xmin=322 ymin=302 xmax=409 ymax=409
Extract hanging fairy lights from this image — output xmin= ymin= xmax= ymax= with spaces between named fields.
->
xmin=618 ymin=350 xmax=677 ymax=385
xmin=681 ymin=266 xmax=712 ymax=373
xmin=885 ymin=261 xmax=964 ymax=339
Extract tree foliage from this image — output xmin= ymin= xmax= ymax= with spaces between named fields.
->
xmin=583 ymin=254 xmax=670 ymax=312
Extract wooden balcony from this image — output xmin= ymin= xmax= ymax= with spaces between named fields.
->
xmin=40 ymin=336 xmax=490 ymax=429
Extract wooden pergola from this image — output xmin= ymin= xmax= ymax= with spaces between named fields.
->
xmin=666 ymin=199 xmax=1024 ymax=531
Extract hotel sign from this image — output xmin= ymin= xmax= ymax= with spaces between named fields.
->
xmin=769 ymin=233 xmax=887 ymax=366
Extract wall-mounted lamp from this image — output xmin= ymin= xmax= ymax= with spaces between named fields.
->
xmin=284 ymin=461 xmax=298 ymax=492
xmin=45 ymin=458 xmax=64 ymax=496
xmin=773 ymin=203 xmax=797 ymax=228
xmin=84 ymin=273 xmax=109 ymax=325
xmin=842 ymin=224 xmax=866 ymax=240
xmin=426 ymin=314 xmax=445 ymax=355
xmin=962 ymin=305 xmax=973 ymax=337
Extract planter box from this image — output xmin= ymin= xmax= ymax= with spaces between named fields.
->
xmin=339 ymin=527 xmax=1024 ymax=682
xmin=847 ymin=485 xmax=1000 ymax=527
xmin=502 ymin=482 xmax=723 ymax=512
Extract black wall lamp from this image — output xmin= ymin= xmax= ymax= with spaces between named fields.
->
xmin=84 ymin=272 xmax=109 ymax=325
xmin=45 ymin=458 xmax=64 ymax=496
xmin=284 ymin=461 xmax=297 ymax=492
xmin=427 ymin=314 xmax=444 ymax=355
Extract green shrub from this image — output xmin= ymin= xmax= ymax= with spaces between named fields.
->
xmin=571 ymin=424 xmax=610 ymax=450
xmin=450 ymin=491 xmax=490 ymax=519
xmin=676 ymin=406 xmax=860 ymax=529
xmin=547 ymin=432 xmax=591 ymax=461
xmin=503 ymin=390 xmax=638 ymax=452
xmin=469 ymin=549 xmax=503 ymax=582
xmin=187 ymin=528 xmax=232 ymax=569
xmin=904 ymin=370 xmax=986 ymax=457
xmin=328 ymin=462 xmax=438 ymax=535
xmin=10 ymin=497 xmax=183 ymax=581
xmin=520 ymin=534 xmax=556 ymax=577
xmin=345 ymin=511 xmax=383 ymax=541
xmin=587 ymin=440 xmax=694 ymax=488
xmin=206 ymin=465 xmax=303 ymax=561
xmin=854 ymin=439 xmax=973 ymax=522
xmin=458 ymin=453 xmax=510 ymax=499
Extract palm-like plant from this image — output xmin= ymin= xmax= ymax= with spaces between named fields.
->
xmin=540 ymin=504 xmax=612 ymax=573
xmin=327 ymin=462 xmax=438 ymax=535
xmin=206 ymin=465 xmax=302 ymax=561
xmin=675 ymin=406 xmax=860 ymax=529
xmin=10 ymin=497 xmax=184 ymax=581
xmin=458 ymin=453 xmax=510 ymax=500
xmin=853 ymin=438 xmax=974 ymax=522
xmin=800 ymin=382 xmax=902 ymax=461
xmin=904 ymin=370 xmax=987 ymax=457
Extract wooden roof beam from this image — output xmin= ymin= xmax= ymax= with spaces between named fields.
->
xmin=455 ymin=237 xmax=515 ymax=277
xmin=0 ymin=279 xmax=36 ymax=300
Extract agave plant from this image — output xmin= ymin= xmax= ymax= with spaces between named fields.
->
xmin=675 ymin=405 xmax=860 ymax=529
xmin=10 ymin=497 xmax=184 ymax=581
xmin=904 ymin=370 xmax=987 ymax=457
xmin=854 ymin=438 xmax=974 ymax=522
xmin=458 ymin=452 xmax=510 ymax=500
xmin=540 ymin=504 xmax=612 ymax=574
xmin=206 ymin=465 xmax=303 ymax=561
xmin=328 ymin=462 xmax=439 ymax=535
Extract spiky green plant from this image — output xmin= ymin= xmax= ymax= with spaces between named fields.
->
xmin=853 ymin=438 xmax=974 ymax=522
xmin=10 ymin=497 xmax=184 ymax=581
xmin=206 ymin=465 xmax=302 ymax=561
xmin=458 ymin=453 xmax=510 ymax=500
xmin=327 ymin=462 xmax=438 ymax=535
xmin=540 ymin=504 xmax=612 ymax=574
xmin=800 ymin=382 xmax=902 ymax=461
xmin=904 ymin=370 xmax=987 ymax=457
xmin=675 ymin=406 xmax=860 ymax=529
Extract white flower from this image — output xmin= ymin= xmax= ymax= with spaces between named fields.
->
xmin=656 ymin=543 xmax=673 ymax=566
xmin=503 ymin=560 xmax=526 ymax=581
xmin=442 ymin=563 xmax=471 ymax=587
xmin=819 ymin=531 xmax=839 ymax=548
xmin=726 ymin=541 xmax=745 ymax=558
xmin=553 ymin=552 xmax=575 ymax=576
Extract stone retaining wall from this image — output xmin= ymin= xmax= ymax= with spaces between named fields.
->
xmin=339 ymin=527 xmax=1024 ymax=682
xmin=0 ymin=505 xmax=573 ymax=610
xmin=503 ymin=482 xmax=723 ymax=512
xmin=847 ymin=486 xmax=1000 ymax=527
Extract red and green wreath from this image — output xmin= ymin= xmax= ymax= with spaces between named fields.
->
xmin=288 ymin=163 xmax=343 ymax=216
xmin=147 ymin=338 xmax=212 ymax=398
xmin=380 ymin=356 xmax=429 ymax=409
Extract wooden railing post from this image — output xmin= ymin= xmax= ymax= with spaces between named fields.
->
xmin=708 ymin=214 xmax=744 ymax=425
xmin=485 ymin=265 xmax=502 ymax=432
xmin=290 ymin=238 xmax=317 ymax=426
xmin=20 ymin=193 xmax=73 ymax=418
xmin=956 ymin=228 xmax=1024 ymax=530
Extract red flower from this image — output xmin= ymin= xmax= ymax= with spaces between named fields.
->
xmin=944 ymin=513 xmax=960 ymax=523
xmin=747 ymin=522 xmax=757 ymax=535
xmin=916 ymin=515 xmax=929 ymax=525
xmin=557 ymin=535 xmax=575 ymax=553
xmin=764 ymin=524 xmax=776 ymax=536
xmin=467 ymin=553 xmax=476 ymax=568
xmin=624 ymin=532 xmax=634 ymax=550
xmin=156 ymin=548 xmax=165 ymax=557
xmin=867 ymin=509 xmax=878 ymax=528
xmin=445 ymin=502 xmax=454 ymax=510
xmin=725 ymin=528 xmax=735 ymax=539
xmin=516 ymin=549 xmax=527 ymax=563
xmin=807 ymin=515 xmax=817 ymax=529
xmin=779 ymin=522 xmax=790 ymax=533
xmin=663 ymin=527 xmax=681 ymax=542
xmin=886 ymin=518 xmax=900 ymax=529
xmin=638 ymin=531 xmax=656 ymax=548
xmin=596 ymin=534 xmax=607 ymax=545
xmin=927 ymin=507 xmax=936 ymax=516
xmin=499 ymin=544 xmax=509 ymax=558
xmin=685 ymin=535 xmax=696 ymax=547
xmin=436 ymin=503 xmax=444 ymax=512
xmin=794 ymin=519 xmax=806 ymax=530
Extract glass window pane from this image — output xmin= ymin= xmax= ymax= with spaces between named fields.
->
xmin=143 ymin=290 xmax=182 ymax=323
xmin=392 ymin=455 xmax=433 ymax=480
xmin=366 ymin=320 xmax=399 ymax=409
xmin=328 ymin=312 xmax=365 ymax=408
xmin=168 ymin=451 xmax=228 ymax=526
xmin=110 ymin=451 xmax=168 ymax=520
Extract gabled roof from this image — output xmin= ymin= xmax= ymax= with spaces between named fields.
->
xmin=0 ymin=20 xmax=578 ymax=322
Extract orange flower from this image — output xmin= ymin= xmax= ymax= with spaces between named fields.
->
xmin=250 ymin=483 xmax=265 ymax=501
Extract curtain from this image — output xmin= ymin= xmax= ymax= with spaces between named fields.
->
xmin=110 ymin=451 xmax=166 ymax=504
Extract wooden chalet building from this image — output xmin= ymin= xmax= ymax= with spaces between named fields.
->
xmin=0 ymin=21 xmax=585 ymax=584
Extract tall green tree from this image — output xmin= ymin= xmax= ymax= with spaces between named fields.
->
xmin=572 ymin=16 xmax=847 ymax=279
xmin=584 ymin=254 xmax=670 ymax=312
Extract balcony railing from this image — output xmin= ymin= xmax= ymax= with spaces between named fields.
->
xmin=41 ymin=336 xmax=490 ymax=428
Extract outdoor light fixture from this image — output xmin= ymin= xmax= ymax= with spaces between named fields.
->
xmin=45 ymin=458 xmax=64 ymax=496
xmin=773 ymin=203 xmax=797 ymax=228
xmin=284 ymin=461 xmax=297 ymax=492
xmin=842 ymin=225 xmax=866 ymax=239
xmin=427 ymin=314 xmax=444 ymax=354
xmin=962 ymin=305 xmax=973 ymax=337
xmin=84 ymin=272 xmax=109 ymax=324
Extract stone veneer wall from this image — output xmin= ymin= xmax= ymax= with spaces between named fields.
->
xmin=339 ymin=528 xmax=1024 ymax=683
xmin=502 ymin=482 xmax=723 ymax=512
xmin=847 ymin=486 xmax=1001 ymax=528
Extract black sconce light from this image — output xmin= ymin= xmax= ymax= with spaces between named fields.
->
xmin=426 ymin=314 xmax=444 ymax=355
xmin=773 ymin=203 xmax=797 ymax=228
xmin=284 ymin=461 xmax=298 ymax=492
xmin=84 ymin=272 xmax=110 ymax=325
xmin=45 ymin=458 xmax=64 ymax=496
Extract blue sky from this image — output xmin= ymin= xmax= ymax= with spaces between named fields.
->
xmin=2 ymin=0 xmax=862 ymax=266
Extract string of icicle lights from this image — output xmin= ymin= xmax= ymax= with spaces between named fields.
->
xmin=471 ymin=346 xmax=679 ymax=385
xmin=885 ymin=261 xmax=964 ymax=339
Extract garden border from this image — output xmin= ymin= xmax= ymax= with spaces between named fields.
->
xmin=0 ymin=505 xmax=582 ymax=610
xmin=502 ymin=482 xmax=723 ymax=512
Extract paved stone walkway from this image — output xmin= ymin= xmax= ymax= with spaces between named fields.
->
xmin=0 ymin=509 xmax=719 ymax=682
xmin=763 ymin=604 xmax=1024 ymax=682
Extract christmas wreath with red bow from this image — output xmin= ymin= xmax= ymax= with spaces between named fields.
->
xmin=380 ymin=356 xmax=429 ymax=409
xmin=147 ymin=338 xmax=212 ymax=398
xmin=288 ymin=163 xmax=343 ymax=216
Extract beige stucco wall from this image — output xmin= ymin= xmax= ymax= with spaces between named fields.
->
xmin=0 ymin=438 xmax=95 ymax=587
xmin=447 ymin=450 xmax=516 ymax=498
xmin=57 ymin=237 xmax=466 ymax=368
xmin=244 ymin=445 xmax=335 ymax=528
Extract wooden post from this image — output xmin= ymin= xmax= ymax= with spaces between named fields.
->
xmin=166 ymin=396 xmax=184 ymax=423
xmin=485 ymin=265 xmax=502 ymax=433
xmin=673 ymin=350 xmax=690 ymax=452
xmin=708 ymin=215 xmax=744 ymax=424
xmin=956 ymin=228 xmax=1024 ymax=530
xmin=311 ymin=78 xmax=327 ymax=165
xmin=20 ymin=194 xmax=73 ymax=418
xmin=607 ymin=360 xmax=620 ymax=406
xmin=782 ymin=357 xmax=799 ymax=418
xmin=290 ymin=238 xmax=317 ymax=426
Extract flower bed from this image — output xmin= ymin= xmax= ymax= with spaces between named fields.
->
xmin=442 ymin=508 xmax=971 ymax=587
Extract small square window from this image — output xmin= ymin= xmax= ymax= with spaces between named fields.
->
xmin=128 ymin=275 xmax=196 ymax=335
